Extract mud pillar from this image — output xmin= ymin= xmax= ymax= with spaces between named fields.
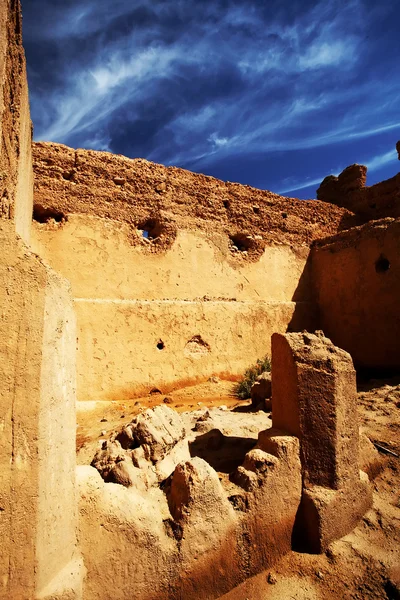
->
xmin=0 ymin=0 xmax=33 ymax=245
xmin=271 ymin=331 xmax=372 ymax=552
xmin=0 ymin=223 xmax=83 ymax=599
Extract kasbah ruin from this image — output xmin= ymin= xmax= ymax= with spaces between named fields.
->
xmin=1 ymin=0 xmax=399 ymax=599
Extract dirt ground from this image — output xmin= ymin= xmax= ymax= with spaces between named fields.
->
xmin=77 ymin=378 xmax=400 ymax=600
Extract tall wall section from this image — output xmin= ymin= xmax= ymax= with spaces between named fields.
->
xmin=312 ymin=218 xmax=400 ymax=371
xmin=0 ymin=2 xmax=82 ymax=597
xmin=0 ymin=0 xmax=32 ymax=243
xmin=31 ymin=142 xmax=353 ymax=400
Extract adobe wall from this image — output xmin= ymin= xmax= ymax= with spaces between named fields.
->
xmin=31 ymin=143 xmax=353 ymax=400
xmin=0 ymin=223 xmax=82 ymax=598
xmin=31 ymin=215 xmax=317 ymax=399
xmin=0 ymin=1 xmax=82 ymax=597
xmin=311 ymin=218 xmax=400 ymax=370
xmin=317 ymin=157 xmax=400 ymax=222
xmin=0 ymin=0 xmax=33 ymax=243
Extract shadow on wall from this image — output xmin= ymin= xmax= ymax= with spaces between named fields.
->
xmin=288 ymin=208 xmax=361 ymax=333
xmin=287 ymin=251 xmax=319 ymax=334
xmin=292 ymin=217 xmax=400 ymax=378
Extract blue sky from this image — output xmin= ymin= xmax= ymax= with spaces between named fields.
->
xmin=22 ymin=0 xmax=400 ymax=198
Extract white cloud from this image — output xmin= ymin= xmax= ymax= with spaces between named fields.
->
xmin=29 ymin=0 xmax=400 ymax=183
xmin=279 ymin=178 xmax=325 ymax=195
xmin=366 ymin=149 xmax=398 ymax=171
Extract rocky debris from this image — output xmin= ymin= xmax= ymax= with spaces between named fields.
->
xmin=251 ymin=371 xmax=272 ymax=410
xmin=32 ymin=142 xmax=356 ymax=254
xmin=107 ymin=460 xmax=150 ymax=492
xmin=91 ymin=406 xmax=188 ymax=487
xmin=117 ymin=405 xmax=186 ymax=462
xmin=191 ymin=406 xmax=270 ymax=438
xmin=91 ymin=440 xmax=126 ymax=478
xmin=230 ymin=448 xmax=279 ymax=491
xmin=168 ymin=457 xmax=235 ymax=527
xmin=91 ymin=405 xmax=272 ymax=492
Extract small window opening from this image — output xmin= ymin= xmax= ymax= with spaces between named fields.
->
xmin=138 ymin=218 xmax=163 ymax=240
xmin=33 ymin=204 xmax=65 ymax=224
xmin=375 ymin=256 xmax=390 ymax=273
xmin=230 ymin=233 xmax=255 ymax=252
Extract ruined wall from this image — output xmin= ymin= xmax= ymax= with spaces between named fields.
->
xmin=0 ymin=0 xmax=32 ymax=243
xmin=31 ymin=143 xmax=354 ymax=400
xmin=317 ymin=156 xmax=400 ymax=222
xmin=312 ymin=218 xmax=400 ymax=371
xmin=77 ymin=420 xmax=302 ymax=600
xmin=76 ymin=333 xmax=371 ymax=599
xmin=0 ymin=1 xmax=82 ymax=597
xmin=31 ymin=215 xmax=316 ymax=399
xmin=0 ymin=224 xmax=82 ymax=598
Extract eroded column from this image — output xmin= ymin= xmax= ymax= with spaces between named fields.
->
xmin=271 ymin=331 xmax=372 ymax=552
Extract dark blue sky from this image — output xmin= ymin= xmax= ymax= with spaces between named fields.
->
xmin=22 ymin=0 xmax=400 ymax=198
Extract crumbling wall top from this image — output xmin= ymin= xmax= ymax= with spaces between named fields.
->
xmin=33 ymin=141 xmax=354 ymax=252
xmin=317 ymin=144 xmax=400 ymax=222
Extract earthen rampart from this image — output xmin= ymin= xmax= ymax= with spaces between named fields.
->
xmin=33 ymin=141 xmax=353 ymax=250
xmin=31 ymin=143 xmax=355 ymax=400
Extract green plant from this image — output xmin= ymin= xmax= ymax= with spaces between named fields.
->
xmin=234 ymin=355 xmax=271 ymax=400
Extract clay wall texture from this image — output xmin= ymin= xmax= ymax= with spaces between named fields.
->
xmin=312 ymin=218 xmax=400 ymax=371
xmin=317 ymin=161 xmax=400 ymax=222
xmin=0 ymin=222 xmax=82 ymax=599
xmin=31 ymin=215 xmax=316 ymax=399
xmin=31 ymin=143 xmax=355 ymax=400
xmin=0 ymin=0 xmax=32 ymax=243
xmin=0 ymin=2 xmax=82 ymax=597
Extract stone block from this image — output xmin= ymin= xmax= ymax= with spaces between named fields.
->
xmin=295 ymin=472 xmax=373 ymax=553
xmin=129 ymin=405 xmax=186 ymax=463
xmin=272 ymin=331 xmax=359 ymax=489
xmin=271 ymin=331 xmax=372 ymax=552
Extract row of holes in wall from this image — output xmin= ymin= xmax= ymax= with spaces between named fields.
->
xmin=31 ymin=205 xmax=393 ymax=273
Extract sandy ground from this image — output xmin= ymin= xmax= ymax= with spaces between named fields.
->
xmin=77 ymin=378 xmax=400 ymax=599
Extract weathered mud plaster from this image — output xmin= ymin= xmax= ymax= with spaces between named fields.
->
xmin=32 ymin=215 xmax=317 ymax=399
xmin=312 ymin=218 xmax=400 ymax=370
xmin=0 ymin=0 xmax=33 ymax=244
xmin=271 ymin=331 xmax=372 ymax=553
xmin=317 ymin=155 xmax=400 ymax=222
xmin=0 ymin=1 xmax=83 ymax=596
xmin=0 ymin=223 xmax=83 ymax=599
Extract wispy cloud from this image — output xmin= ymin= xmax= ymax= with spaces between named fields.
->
xmin=24 ymin=0 xmax=400 ymax=195
xmin=278 ymin=147 xmax=399 ymax=196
